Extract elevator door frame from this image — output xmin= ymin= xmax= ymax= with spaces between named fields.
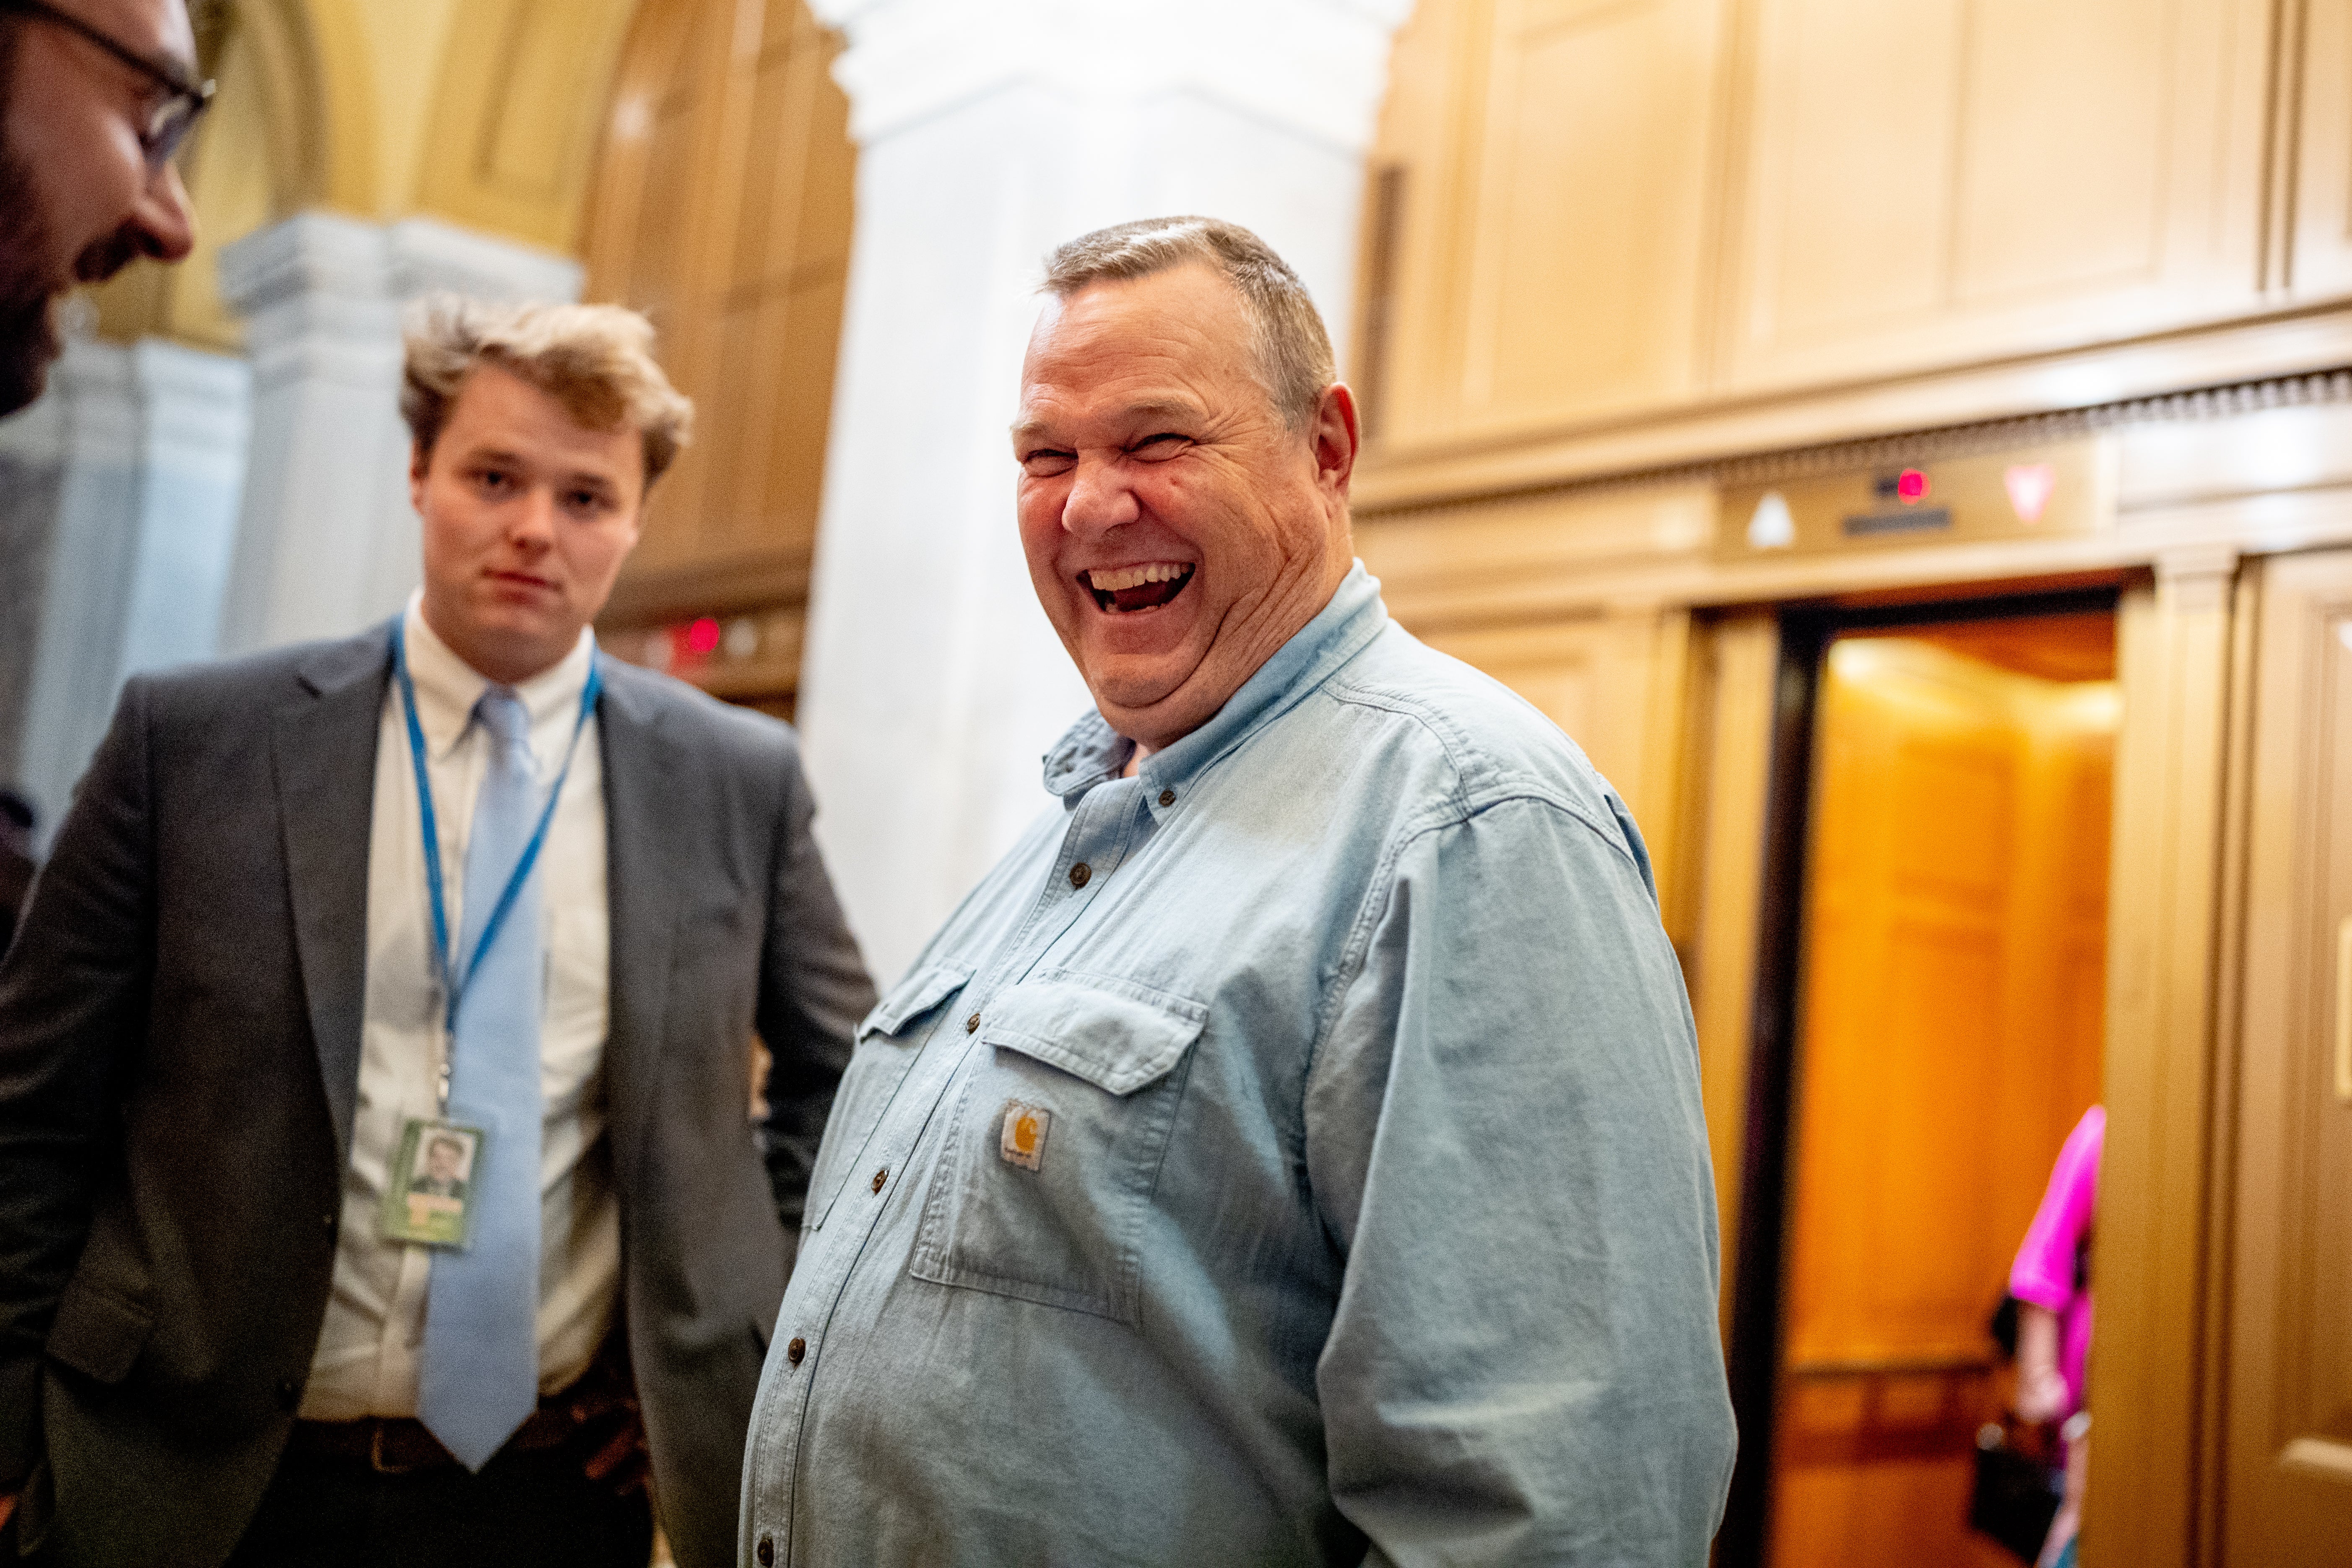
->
xmin=1713 ymin=584 xmax=2123 ymax=1568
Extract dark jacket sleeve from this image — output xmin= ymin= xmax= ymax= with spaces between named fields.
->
xmin=0 ymin=680 xmax=156 ymax=1488
xmin=753 ymin=740 xmax=874 ymax=1236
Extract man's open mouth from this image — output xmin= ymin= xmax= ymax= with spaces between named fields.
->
xmin=1082 ymin=562 xmax=1195 ymax=614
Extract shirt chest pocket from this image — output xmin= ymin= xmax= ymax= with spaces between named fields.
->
xmin=910 ymin=972 xmax=1205 ymax=1326
xmin=807 ymin=961 xmax=973 ymax=1233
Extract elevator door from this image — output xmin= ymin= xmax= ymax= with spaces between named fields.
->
xmin=1768 ymin=617 xmax=2114 ymax=1568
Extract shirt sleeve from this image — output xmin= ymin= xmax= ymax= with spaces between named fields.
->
xmin=2008 ymin=1105 xmax=2104 ymax=1314
xmin=1305 ymin=793 xmax=1736 ymax=1567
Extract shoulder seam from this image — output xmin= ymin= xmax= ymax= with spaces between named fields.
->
xmin=1317 ymin=676 xmax=1630 ymax=857
xmin=1301 ymin=791 xmax=1642 ymax=1088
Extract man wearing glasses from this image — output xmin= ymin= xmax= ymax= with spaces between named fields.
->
xmin=0 ymin=0 xmax=206 ymax=415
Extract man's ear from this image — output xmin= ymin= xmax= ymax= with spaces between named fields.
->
xmin=1311 ymin=383 xmax=1361 ymax=497
xmin=408 ymin=441 xmax=432 ymax=514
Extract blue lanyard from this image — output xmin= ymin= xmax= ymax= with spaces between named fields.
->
xmin=391 ymin=619 xmax=602 ymax=1036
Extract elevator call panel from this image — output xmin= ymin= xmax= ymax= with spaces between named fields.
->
xmin=1715 ymin=438 xmax=2110 ymax=560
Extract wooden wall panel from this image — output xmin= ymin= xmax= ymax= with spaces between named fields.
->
xmin=1687 ymin=612 xmax=1780 ymax=1342
xmin=1358 ymin=0 xmax=2282 ymax=489
xmin=1457 ymin=0 xmax=1730 ymax=431
xmin=1354 ymin=0 xmax=1472 ymax=448
xmin=2287 ymin=0 xmax=2352 ymax=300
xmin=583 ymin=0 xmax=855 ymax=702
xmin=1362 ymin=0 xmax=1734 ymax=451
xmin=1949 ymin=0 xmax=2170 ymax=305
xmin=413 ymin=0 xmax=640 ymax=252
xmin=1735 ymin=0 xmax=1965 ymax=348
xmin=2222 ymin=547 xmax=2352 ymax=1565
xmin=1723 ymin=0 xmax=2266 ymax=393
xmin=2087 ymin=559 xmax=2239 ymax=1568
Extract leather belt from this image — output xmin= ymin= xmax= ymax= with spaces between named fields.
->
xmin=288 ymin=1344 xmax=640 ymax=1476
xmin=289 ymin=1398 xmax=585 ymax=1474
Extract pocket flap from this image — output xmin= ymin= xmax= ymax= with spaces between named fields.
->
xmin=859 ymin=961 xmax=975 ymax=1041
xmin=45 ymin=1273 xmax=153 ymax=1386
xmin=979 ymin=972 xmax=1206 ymax=1096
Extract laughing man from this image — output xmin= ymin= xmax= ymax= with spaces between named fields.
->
xmin=739 ymin=217 xmax=1737 ymax=1566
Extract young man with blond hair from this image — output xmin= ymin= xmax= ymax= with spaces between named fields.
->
xmin=0 ymin=297 xmax=874 ymax=1568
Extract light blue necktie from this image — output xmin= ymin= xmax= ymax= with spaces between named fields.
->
xmin=418 ymin=686 xmax=544 ymax=1470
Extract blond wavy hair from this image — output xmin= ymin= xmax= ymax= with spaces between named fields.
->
xmin=400 ymin=296 xmax=694 ymax=484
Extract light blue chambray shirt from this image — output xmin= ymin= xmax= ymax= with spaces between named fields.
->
xmin=739 ymin=567 xmax=1736 ymax=1567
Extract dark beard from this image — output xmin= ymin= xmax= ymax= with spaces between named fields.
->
xmin=0 ymin=22 xmax=60 ymax=419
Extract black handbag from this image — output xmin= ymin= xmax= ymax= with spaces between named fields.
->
xmin=1969 ymin=1417 xmax=2064 ymax=1563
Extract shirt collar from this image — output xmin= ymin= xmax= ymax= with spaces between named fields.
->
xmin=1040 ymin=562 xmax=1388 ymax=804
xmin=400 ymin=592 xmax=598 ymax=762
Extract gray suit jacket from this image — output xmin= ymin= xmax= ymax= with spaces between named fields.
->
xmin=0 ymin=625 xmax=876 ymax=1568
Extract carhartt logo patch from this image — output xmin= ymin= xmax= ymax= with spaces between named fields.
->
xmin=999 ymin=1101 xmax=1050 ymax=1170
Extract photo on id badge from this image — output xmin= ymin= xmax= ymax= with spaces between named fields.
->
xmin=381 ymin=1119 xmax=486 ymax=1248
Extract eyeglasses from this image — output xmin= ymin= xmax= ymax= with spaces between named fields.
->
xmin=3 ymin=0 xmax=216 ymax=170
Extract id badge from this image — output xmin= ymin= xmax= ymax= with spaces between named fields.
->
xmin=379 ymin=1117 xmax=487 ymax=1250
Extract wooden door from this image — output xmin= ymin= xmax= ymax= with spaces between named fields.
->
xmin=1771 ymin=624 xmax=2113 ymax=1568
xmin=2223 ymin=549 xmax=2352 ymax=1565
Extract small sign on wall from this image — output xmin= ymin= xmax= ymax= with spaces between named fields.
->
xmin=1715 ymin=439 xmax=2111 ymax=560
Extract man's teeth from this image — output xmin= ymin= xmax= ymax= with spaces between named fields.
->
xmin=1085 ymin=563 xmax=1189 ymax=593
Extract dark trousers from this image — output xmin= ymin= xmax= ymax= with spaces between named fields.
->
xmin=223 ymin=1426 xmax=654 ymax=1568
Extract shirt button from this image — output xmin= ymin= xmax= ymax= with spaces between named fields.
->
xmin=787 ymin=1337 xmax=806 ymax=1367
xmin=870 ymin=1167 xmax=888 ymax=1193
xmin=1159 ymin=788 xmax=1175 ymax=807
xmin=758 ymin=1536 xmax=775 ymax=1566
xmin=275 ymin=1378 xmax=301 ymax=1409
xmin=966 ymin=1013 xmax=980 ymax=1033
xmin=1068 ymin=861 xmax=1091 ymax=888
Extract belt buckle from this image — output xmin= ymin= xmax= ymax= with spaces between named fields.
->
xmin=369 ymin=1419 xmax=434 ymax=1476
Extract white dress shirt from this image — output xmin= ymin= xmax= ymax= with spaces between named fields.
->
xmin=301 ymin=596 xmax=621 ymax=1420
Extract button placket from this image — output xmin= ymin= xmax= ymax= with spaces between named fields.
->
xmin=747 ymin=1003 xmax=982 ymax=1560
xmin=760 ymin=775 xmax=1148 ymax=1557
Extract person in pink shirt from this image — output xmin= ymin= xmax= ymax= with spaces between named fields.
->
xmin=2009 ymin=1104 xmax=2103 ymax=1568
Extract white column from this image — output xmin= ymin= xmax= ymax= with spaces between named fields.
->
xmin=216 ymin=212 xmax=583 ymax=655
xmin=798 ymin=0 xmax=1413 ymax=981
xmin=0 ymin=322 xmax=252 ymax=842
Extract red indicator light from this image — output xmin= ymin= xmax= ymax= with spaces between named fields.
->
xmin=1897 ymin=468 xmax=1930 ymax=504
xmin=686 ymin=616 xmax=722 ymax=655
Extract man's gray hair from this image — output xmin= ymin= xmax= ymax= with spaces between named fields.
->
xmin=1040 ymin=217 xmax=1336 ymax=429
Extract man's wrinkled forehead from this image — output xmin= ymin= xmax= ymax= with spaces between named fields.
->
xmin=1016 ymin=268 xmax=1260 ymax=432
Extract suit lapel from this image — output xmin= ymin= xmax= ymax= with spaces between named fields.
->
xmin=272 ymin=628 xmax=393 ymax=1161
xmin=599 ymin=663 xmax=682 ymax=1194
